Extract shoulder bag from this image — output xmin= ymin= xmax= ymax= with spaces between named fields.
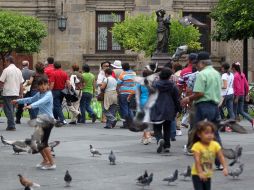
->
xmin=97 ymin=78 xmax=108 ymax=101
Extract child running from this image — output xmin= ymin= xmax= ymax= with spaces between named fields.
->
xmin=12 ymin=76 xmax=56 ymax=170
xmin=191 ymin=121 xmax=228 ymax=190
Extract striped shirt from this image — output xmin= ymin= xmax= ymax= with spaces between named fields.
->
xmin=177 ymin=64 xmax=193 ymax=91
xmin=117 ymin=70 xmax=136 ymax=94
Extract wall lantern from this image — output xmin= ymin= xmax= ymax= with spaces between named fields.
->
xmin=57 ymin=2 xmax=67 ymax=32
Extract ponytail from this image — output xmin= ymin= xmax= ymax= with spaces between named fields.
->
xmin=232 ymin=62 xmax=243 ymax=78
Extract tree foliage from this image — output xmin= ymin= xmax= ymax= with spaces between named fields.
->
xmin=0 ymin=11 xmax=47 ymax=62
xmin=112 ymin=13 xmax=202 ymax=57
xmin=210 ymin=0 xmax=254 ymax=41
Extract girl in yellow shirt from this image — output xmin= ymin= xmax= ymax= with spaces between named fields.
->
xmin=191 ymin=121 xmax=228 ymax=190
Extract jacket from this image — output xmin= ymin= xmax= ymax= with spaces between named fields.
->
xmin=150 ymin=80 xmax=181 ymax=121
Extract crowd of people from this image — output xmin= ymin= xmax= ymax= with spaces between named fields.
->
xmin=0 ymin=52 xmax=252 ymax=189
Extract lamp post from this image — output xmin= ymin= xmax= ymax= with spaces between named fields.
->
xmin=57 ymin=2 xmax=67 ymax=32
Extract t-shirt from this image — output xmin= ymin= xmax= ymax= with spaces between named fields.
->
xmin=103 ymin=76 xmax=117 ymax=92
xmin=44 ymin=64 xmax=55 ymax=83
xmin=22 ymin=67 xmax=35 ymax=81
xmin=193 ymin=66 xmax=221 ymax=104
xmin=117 ymin=70 xmax=136 ymax=94
xmin=187 ymin=71 xmax=199 ymax=91
xmin=51 ymin=69 xmax=69 ymax=90
xmin=221 ymin=73 xmax=234 ymax=96
xmin=0 ymin=64 xmax=24 ymax=96
xmin=82 ymin=72 xmax=95 ymax=94
xmin=178 ymin=64 xmax=192 ymax=91
xmin=191 ymin=141 xmax=221 ymax=178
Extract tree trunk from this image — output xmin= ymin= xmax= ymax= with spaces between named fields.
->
xmin=243 ymin=38 xmax=248 ymax=79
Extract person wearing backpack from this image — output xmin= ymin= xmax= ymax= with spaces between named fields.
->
xmin=68 ymin=64 xmax=84 ymax=125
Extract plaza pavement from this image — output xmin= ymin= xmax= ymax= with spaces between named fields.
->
xmin=0 ymin=117 xmax=254 ymax=190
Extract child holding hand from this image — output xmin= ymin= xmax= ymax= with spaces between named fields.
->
xmin=191 ymin=121 xmax=228 ymax=190
xmin=12 ymin=76 xmax=56 ymax=170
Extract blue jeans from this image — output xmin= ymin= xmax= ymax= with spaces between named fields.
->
xmin=52 ymin=90 xmax=65 ymax=122
xmin=219 ymin=94 xmax=235 ymax=119
xmin=3 ymin=96 xmax=17 ymax=129
xmin=79 ymin=92 xmax=95 ymax=123
xmin=195 ymin=101 xmax=222 ymax=167
xmin=119 ymin=94 xmax=134 ymax=125
xmin=234 ymin=95 xmax=252 ymax=122
xmin=170 ymin=119 xmax=177 ymax=139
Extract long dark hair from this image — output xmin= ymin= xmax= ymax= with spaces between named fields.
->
xmin=232 ymin=62 xmax=242 ymax=78
xmin=222 ymin=62 xmax=230 ymax=75
xmin=193 ymin=121 xmax=216 ymax=144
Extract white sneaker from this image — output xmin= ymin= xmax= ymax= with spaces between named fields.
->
xmin=176 ymin=129 xmax=183 ymax=136
xmin=41 ymin=164 xmax=56 ymax=170
xmin=183 ymin=145 xmax=187 ymax=153
xmin=36 ymin=163 xmax=44 ymax=168
xmin=143 ymin=138 xmax=150 ymax=145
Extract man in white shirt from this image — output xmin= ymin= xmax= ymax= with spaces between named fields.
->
xmin=0 ymin=56 xmax=24 ymax=131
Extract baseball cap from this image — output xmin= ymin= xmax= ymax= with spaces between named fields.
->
xmin=188 ymin=53 xmax=198 ymax=61
xmin=197 ymin=51 xmax=210 ymax=61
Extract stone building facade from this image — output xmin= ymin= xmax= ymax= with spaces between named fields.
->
xmin=0 ymin=0 xmax=254 ymax=79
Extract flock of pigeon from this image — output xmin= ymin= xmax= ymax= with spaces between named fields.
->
xmin=135 ymin=166 xmax=196 ymax=188
xmin=1 ymin=132 xmax=245 ymax=189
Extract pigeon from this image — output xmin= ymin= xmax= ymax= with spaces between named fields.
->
xmin=219 ymin=119 xmax=247 ymax=134
xmin=223 ymin=145 xmax=243 ymax=166
xmin=64 ymin=170 xmax=72 ymax=187
xmin=180 ymin=166 xmax=191 ymax=180
xmin=163 ymin=169 xmax=178 ymax=185
xmin=18 ymin=174 xmax=40 ymax=188
xmin=1 ymin=135 xmax=27 ymax=147
xmin=12 ymin=145 xmax=27 ymax=154
xmin=136 ymin=172 xmax=153 ymax=188
xmin=108 ymin=150 xmax=116 ymax=165
xmin=179 ymin=15 xmax=207 ymax=27
xmin=89 ymin=145 xmax=102 ymax=156
xmin=172 ymin=45 xmax=188 ymax=60
xmin=49 ymin=140 xmax=60 ymax=152
xmin=137 ymin=170 xmax=148 ymax=183
xmin=228 ymin=164 xmax=244 ymax=179
xmin=1 ymin=135 xmax=10 ymax=145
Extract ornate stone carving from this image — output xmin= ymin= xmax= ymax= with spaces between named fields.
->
xmin=173 ymin=0 xmax=218 ymax=12
xmin=0 ymin=0 xmax=56 ymax=21
xmin=85 ymin=0 xmax=135 ymax=11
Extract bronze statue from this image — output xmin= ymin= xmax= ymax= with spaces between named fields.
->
xmin=155 ymin=9 xmax=171 ymax=54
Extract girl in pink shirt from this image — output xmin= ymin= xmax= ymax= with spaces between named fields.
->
xmin=232 ymin=62 xmax=254 ymax=128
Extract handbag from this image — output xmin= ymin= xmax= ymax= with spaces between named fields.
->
xmin=61 ymin=86 xmax=78 ymax=102
xmin=97 ymin=78 xmax=108 ymax=101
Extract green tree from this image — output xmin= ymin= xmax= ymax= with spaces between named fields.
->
xmin=112 ymin=13 xmax=202 ymax=57
xmin=0 ymin=11 xmax=47 ymax=63
xmin=210 ymin=0 xmax=254 ymax=41
xmin=210 ymin=0 xmax=254 ymax=77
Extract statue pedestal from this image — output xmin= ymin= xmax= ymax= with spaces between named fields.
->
xmin=151 ymin=53 xmax=172 ymax=68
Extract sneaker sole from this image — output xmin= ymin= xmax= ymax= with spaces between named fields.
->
xmin=157 ymin=139 xmax=165 ymax=153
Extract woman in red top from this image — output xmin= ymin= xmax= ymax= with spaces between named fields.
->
xmin=232 ymin=62 xmax=254 ymax=128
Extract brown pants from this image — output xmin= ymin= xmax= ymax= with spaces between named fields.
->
xmin=186 ymin=105 xmax=196 ymax=151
